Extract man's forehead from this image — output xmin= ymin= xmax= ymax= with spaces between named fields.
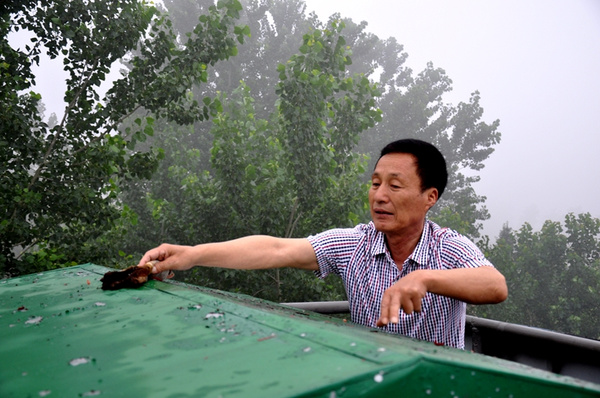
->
xmin=373 ymin=153 xmax=417 ymax=175
xmin=371 ymin=171 xmax=406 ymax=179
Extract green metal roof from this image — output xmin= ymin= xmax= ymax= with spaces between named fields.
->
xmin=1 ymin=264 xmax=599 ymax=397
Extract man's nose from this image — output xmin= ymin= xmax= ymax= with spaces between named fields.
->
xmin=373 ymin=185 xmax=390 ymax=202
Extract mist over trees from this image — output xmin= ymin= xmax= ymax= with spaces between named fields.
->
xmin=2 ymin=0 xmax=599 ymax=340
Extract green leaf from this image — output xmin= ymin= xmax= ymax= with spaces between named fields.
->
xmin=245 ymin=164 xmax=256 ymax=180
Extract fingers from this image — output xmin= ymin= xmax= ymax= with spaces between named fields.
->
xmin=388 ymin=291 xmax=402 ymax=323
xmin=376 ymin=288 xmax=402 ymax=327
xmin=150 ymin=258 xmax=168 ymax=274
xmin=137 ymin=250 xmax=158 ymax=268
xmin=412 ymin=295 xmax=422 ymax=313
xmin=402 ymin=296 xmax=415 ymax=315
xmin=376 ymin=281 xmax=425 ymax=327
xmin=376 ymin=298 xmax=418 ymax=327
xmin=145 ymin=259 xmax=167 ymax=274
xmin=137 ymin=244 xmax=173 ymax=271
xmin=137 ymin=243 xmax=198 ymax=274
xmin=376 ymin=292 xmax=392 ymax=326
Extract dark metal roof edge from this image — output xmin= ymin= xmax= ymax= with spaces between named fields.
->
xmin=465 ymin=315 xmax=600 ymax=352
xmin=283 ymin=301 xmax=600 ymax=353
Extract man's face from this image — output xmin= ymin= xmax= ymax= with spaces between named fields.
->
xmin=369 ymin=153 xmax=438 ymax=237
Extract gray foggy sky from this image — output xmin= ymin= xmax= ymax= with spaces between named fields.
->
xmin=11 ymin=0 xmax=600 ymax=239
xmin=303 ymin=0 xmax=600 ymax=238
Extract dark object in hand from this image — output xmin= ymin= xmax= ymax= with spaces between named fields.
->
xmin=101 ymin=263 xmax=154 ymax=290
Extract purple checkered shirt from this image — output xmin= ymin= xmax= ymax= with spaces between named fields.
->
xmin=307 ymin=219 xmax=493 ymax=349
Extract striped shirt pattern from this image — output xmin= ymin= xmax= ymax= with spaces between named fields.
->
xmin=307 ymin=220 xmax=493 ymax=349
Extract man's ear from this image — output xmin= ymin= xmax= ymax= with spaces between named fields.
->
xmin=425 ymin=187 xmax=439 ymax=210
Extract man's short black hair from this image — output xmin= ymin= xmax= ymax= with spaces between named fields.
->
xmin=378 ymin=139 xmax=448 ymax=198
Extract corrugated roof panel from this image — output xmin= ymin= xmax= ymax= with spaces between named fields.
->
xmin=1 ymin=264 xmax=599 ymax=397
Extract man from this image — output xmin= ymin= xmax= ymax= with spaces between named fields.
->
xmin=138 ymin=139 xmax=507 ymax=349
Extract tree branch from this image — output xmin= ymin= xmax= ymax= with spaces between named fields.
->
xmin=69 ymin=104 xmax=143 ymax=157
xmin=15 ymin=239 xmax=38 ymax=260
xmin=27 ymin=57 xmax=101 ymax=191
xmin=285 ymin=197 xmax=300 ymax=238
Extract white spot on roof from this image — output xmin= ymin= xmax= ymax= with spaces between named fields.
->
xmin=25 ymin=316 xmax=43 ymax=325
xmin=69 ymin=357 xmax=91 ymax=366
xmin=81 ymin=390 xmax=101 ymax=396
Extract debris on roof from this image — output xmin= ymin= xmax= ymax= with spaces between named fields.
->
xmin=2 ymin=264 xmax=599 ymax=397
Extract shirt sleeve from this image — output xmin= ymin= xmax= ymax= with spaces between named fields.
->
xmin=307 ymin=225 xmax=365 ymax=279
xmin=439 ymin=232 xmax=494 ymax=270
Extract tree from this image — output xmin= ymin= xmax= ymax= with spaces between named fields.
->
xmin=117 ymin=0 xmax=320 ymax=254
xmin=133 ymin=3 xmax=501 ymax=245
xmin=243 ymin=11 xmax=501 ymax=239
xmin=558 ymin=213 xmax=600 ymax=338
xmin=1 ymin=0 xmax=249 ymax=276
xmin=118 ymin=0 xmax=502 ymax=302
xmin=474 ymin=213 xmax=600 ymax=340
xmin=121 ymin=18 xmax=381 ymax=303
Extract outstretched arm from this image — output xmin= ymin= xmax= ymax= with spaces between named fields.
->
xmin=137 ymin=236 xmax=319 ymax=274
xmin=376 ymin=266 xmax=508 ymax=326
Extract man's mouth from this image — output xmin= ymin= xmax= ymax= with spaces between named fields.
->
xmin=374 ymin=208 xmax=393 ymax=216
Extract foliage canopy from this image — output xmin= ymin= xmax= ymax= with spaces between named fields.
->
xmin=1 ymin=0 xmax=249 ymax=275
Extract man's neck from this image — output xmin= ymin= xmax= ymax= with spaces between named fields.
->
xmin=385 ymin=221 xmax=425 ymax=268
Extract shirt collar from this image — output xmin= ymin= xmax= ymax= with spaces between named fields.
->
xmin=369 ymin=219 xmax=432 ymax=264
xmin=408 ymin=219 xmax=432 ymax=266
xmin=369 ymin=222 xmax=388 ymax=256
